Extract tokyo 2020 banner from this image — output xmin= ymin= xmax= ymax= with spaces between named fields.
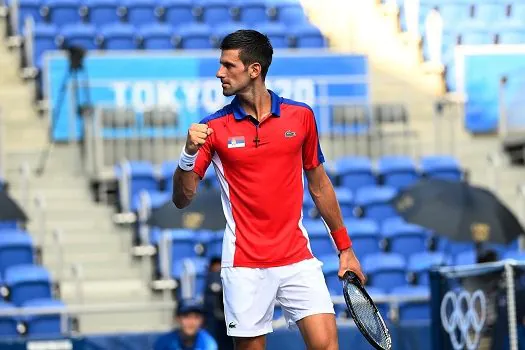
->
xmin=43 ymin=50 xmax=370 ymax=142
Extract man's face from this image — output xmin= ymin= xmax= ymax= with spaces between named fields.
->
xmin=216 ymin=49 xmax=252 ymax=97
xmin=178 ymin=312 xmax=203 ymax=337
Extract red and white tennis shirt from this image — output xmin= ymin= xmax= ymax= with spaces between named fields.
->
xmin=193 ymin=90 xmax=325 ymax=268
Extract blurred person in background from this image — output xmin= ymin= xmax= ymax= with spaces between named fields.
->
xmin=204 ymin=256 xmax=234 ymax=350
xmin=154 ymin=299 xmax=218 ymax=350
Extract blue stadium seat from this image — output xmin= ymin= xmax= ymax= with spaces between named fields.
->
xmin=504 ymin=250 xmax=525 ymax=261
xmin=473 ymin=2 xmax=507 ymax=22
xmin=377 ymin=156 xmax=419 ymax=190
xmin=177 ymin=23 xmax=212 ymax=49
xmin=436 ymin=238 xmax=474 ymax=257
xmin=3 ymin=265 xmax=52 ymax=306
xmin=17 ymin=0 xmax=43 ymax=35
xmin=509 ymin=3 xmax=525 ymax=23
xmin=204 ymin=230 xmax=222 ymax=258
xmin=274 ymin=1 xmax=308 ymax=25
xmin=408 ymin=252 xmax=449 ymax=285
xmin=460 ymin=30 xmax=495 ymax=45
xmin=59 ymin=23 xmax=97 ymax=50
xmin=117 ymin=161 xmax=158 ymax=212
xmin=302 ymin=219 xmax=333 ymax=257
xmin=363 ymin=253 xmax=406 ymax=292
xmin=381 ymin=219 xmax=427 ymax=258
xmin=23 ymin=299 xmax=66 ymax=336
xmin=391 ymin=285 xmax=430 ymax=321
xmin=42 ymin=0 xmax=81 ymax=27
xmin=151 ymin=228 xmax=198 ymax=259
xmin=0 ymin=233 xmax=34 ymax=276
xmin=160 ymin=0 xmax=194 ymax=27
xmin=83 ymin=0 xmax=120 ymax=26
xmin=238 ymin=0 xmax=268 ymax=25
xmin=354 ymin=186 xmax=398 ymax=223
xmin=99 ymin=23 xmax=137 ymax=50
xmin=31 ymin=23 xmax=59 ymax=69
xmin=139 ymin=23 xmax=174 ymax=50
xmin=334 ymin=187 xmax=353 ymax=217
xmin=0 ymin=302 xmax=19 ymax=337
xmin=212 ymin=22 xmax=249 ymax=47
xmin=320 ymin=255 xmax=342 ymax=295
xmin=172 ymin=257 xmax=209 ymax=299
xmin=131 ymin=189 xmax=170 ymax=213
xmin=254 ymin=22 xmax=289 ymax=49
xmin=198 ymin=0 xmax=233 ymax=24
xmin=303 ymin=191 xmax=317 ymax=218
xmin=438 ymin=4 xmax=470 ymax=23
xmin=160 ymin=160 xmax=178 ymax=193
xmin=292 ymin=24 xmax=326 ymax=48
xmin=202 ymin=165 xmax=219 ymax=189
xmin=346 ymin=219 xmax=380 ymax=260
xmin=454 ymin=250 xmax=475 ymax=265
xmin=121 ymin=0 xmax=157 ymax=26
xmin=420 ymin=155 xmax=462 ymax=180
xmin=335 ymin=157 xmax=376 ymax=192
xmin=498 ymin=30 xmax=525 ymax=44
xmin=0 ymin=222 xmax=19 ymax=230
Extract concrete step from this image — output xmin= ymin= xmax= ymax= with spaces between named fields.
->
xmin=59 ymin=279 xmax=152 ymax=303
xmin=43 ymin=250 xmax=133 ymax=265
xmin=77 ymin=310 xmax=171 ymax=334
xmin=49 ymin=262 xmax=144 ymax=282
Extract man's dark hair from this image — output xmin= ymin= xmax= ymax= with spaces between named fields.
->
xmin=220 ymin=30 xmax=273 ymax=79
xmin=477 ymin=249 xmax=499 ymax=264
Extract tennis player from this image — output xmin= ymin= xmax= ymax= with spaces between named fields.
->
xmin=173 ymin=30 xmax=365 ymax=350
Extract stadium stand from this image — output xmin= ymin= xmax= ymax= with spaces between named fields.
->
xmin=1 ymin=0 xmax=525 ymax=347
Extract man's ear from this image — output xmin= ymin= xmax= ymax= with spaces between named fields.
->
xmin=250 ymin=62 xmax=262 ymax=79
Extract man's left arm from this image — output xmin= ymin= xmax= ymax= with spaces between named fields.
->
xmin=305 ymin=164 xmax=366 ymax=284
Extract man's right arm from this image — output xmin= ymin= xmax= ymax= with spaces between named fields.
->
xmin=172 ymin=123 xmax=214 ymax=209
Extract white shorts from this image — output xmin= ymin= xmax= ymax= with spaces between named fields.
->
xmin=220 ymin=258 xmax=335 ymax=337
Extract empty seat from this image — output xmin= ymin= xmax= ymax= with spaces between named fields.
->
xmin=60 ymin=23 xmax=97 ymax=50
xmin=391 ymin=285 xmax=430 ymax=321
xmin=0 ymin=302 xmax=19 ymax=337
xmin=408 ymin=251 xmax=449 ymax=285
xmin=473 ymin=2 xmax=507 ymax=22
xmin=436 ymin=238 xmax=474 ymax=257
xmin=17 ymin=0 xmax=43 ymax=35
xmin=335 ymin=157 xmax=376 ymax=192
xmin=31 ymin=23 xmax=59 ymax=69
xmin=378 ymin=156 xmax=419 ymax=189
xmin=498 ymin=30 xmax=525 ymax=44
xmin=139 ymin=23 xmax=174 ymax=50
xmin=438 ymin=4 xmax=470 ymax=23
xmin=121 ymin=0 xmax=157 ymax=26
xmin=42 ymin=0 xmax=81 ymax=27
xmin=22 ymin=299 xmax=66 ymax=336
xmin=3 ymin=265 xmax=52 ymax=306
xmin=509 ymin=3 xmax=525 ymax=22
xmin=454 ymin=250 xmax=476 ymax=265
xmin=354 ymin=186 xmax=398 ymax=223
xmin=238 ymin=0 xmax=268 ymax=25
xmin=198 ymin=0 xmax=233 ymax=24
xmin=160 ymin=160 xmax=178 ymax=192
xmin=131 ymin=189 xmax=170 ymax=213
xmin=292 ymin=24 xmax=326 ymax=48
xmin=117 ymin=160 xmax=158 ymax=213
xmin=204 ymin=230 xmax=223 ymax=258
xmin=177 ymin=23 xmax=212 ymax=49
xmin=320 ymin=255 xmax=342 ymax=295
xmin=212 ymin=21 xmax=249 ymax=47
xmin=346 ymin=219 xmax=380 ymax=260
xmin=504 ymin=250 xmax=525 ymax=261
xmin=363 ymin=253 xmax=407 ymax=292
xmin=83 ymin=0 xmax=120 ymax=26
xmin=302 ymin=219 xmax=334 ymax=257
xmin=274 ymin=2 xmax=308 ymax=25
xmin=0 ymin=233 xmax=34 ymax=276
xmin=460 ymin=30 xmax=495 ymax=45
xmin=172 ymin=257 xmax=209 ymax=299
xmin=254 ymin=22 xmax=289 ymax=49
xmin=159 ymin=0 xmax=194 ymax=27
xmin=420 ymin=155 xmax=462 ymax=180
xmin=99 ymin=23 xmax=137 ymax=50
xmin=382 ymin=219 xmax=428 ymax=258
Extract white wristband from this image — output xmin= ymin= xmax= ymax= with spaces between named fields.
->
xmin=179 ymin=147 xmax=198 ymax=171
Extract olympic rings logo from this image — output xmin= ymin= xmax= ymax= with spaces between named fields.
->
xmin=440 ymin=289 xmax=487 ymax=350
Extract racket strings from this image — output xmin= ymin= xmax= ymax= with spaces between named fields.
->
xmin=344 ymin=283 xmax=391 ymax=349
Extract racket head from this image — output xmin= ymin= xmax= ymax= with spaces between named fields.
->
xmin=342 ymin=272 xmax=392 ymax=350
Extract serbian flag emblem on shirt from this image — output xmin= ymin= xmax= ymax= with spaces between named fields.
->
xmin=228 ymin=136 xmax=246 ymax=148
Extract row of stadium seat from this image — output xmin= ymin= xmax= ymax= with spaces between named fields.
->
xmin=0 ymin=299 xmax=66 ymax=337
xmin=16 ymin=0 xmax=310 ymax=33
xmin=29 ymin=21 xmax=325 ymax=68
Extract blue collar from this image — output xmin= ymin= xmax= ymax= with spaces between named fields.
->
xmin=231 ymin=90 xmax=281 ymax=120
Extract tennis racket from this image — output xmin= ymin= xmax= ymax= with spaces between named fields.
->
xmin=342 ymin=271 xmax=392 ymax=350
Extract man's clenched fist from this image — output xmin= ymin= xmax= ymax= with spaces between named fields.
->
xmin=186 ymin=123 xmax=214 ymax=155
